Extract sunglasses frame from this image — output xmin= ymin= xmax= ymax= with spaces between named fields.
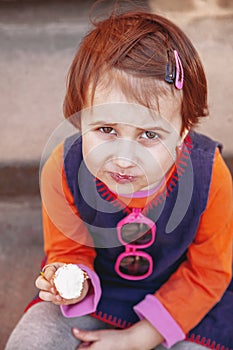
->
xmin=115 ymin=208 xmax=156 ymax=280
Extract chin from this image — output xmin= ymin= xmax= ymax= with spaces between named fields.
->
xmin=109 ymin=182 xmax=142 ymax=195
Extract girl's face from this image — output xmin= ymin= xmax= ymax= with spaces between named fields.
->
xmin=81 ymin=85 xmax=183 ymax=195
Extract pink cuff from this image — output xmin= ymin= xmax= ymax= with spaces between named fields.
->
xmin=134 ymin=294 xmax=185 ymax=348
xmin=60 ymin=265 xmax=101 ymax=318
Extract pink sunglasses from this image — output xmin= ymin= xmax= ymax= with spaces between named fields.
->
xmin=115 ymin=208 xmax=156 ymax=280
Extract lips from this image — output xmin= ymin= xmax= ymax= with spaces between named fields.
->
xmin=110 ymin=172 xmax=135 ymax=184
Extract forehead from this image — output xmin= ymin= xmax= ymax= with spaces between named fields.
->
xmin=81 ymin=84 xmax=182 ymax=131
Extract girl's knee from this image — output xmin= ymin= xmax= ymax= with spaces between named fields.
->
xmin=5 ymin=302 xmax=78 ymax=350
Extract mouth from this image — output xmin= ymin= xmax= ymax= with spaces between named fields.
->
xmin=109 ymin=172 xmax=135 ymax=184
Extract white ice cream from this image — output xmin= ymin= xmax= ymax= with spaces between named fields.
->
xmin=54 ymin=264 xmax=85 ymax=299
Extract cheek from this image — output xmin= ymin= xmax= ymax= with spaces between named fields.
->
xmin=145 ymin=143 xmax=175 ymax=176
xmin=82 ymin=133 xmax=103 ymax=158
xmin=82 ymin=135 xmax=98 ymax=174
xmin=82 ymin=135 xmax=109 ymax=176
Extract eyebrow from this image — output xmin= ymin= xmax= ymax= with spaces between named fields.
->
xmin=89 ymin=121 xmax=118 ymax=127
xmin=88 ymin=121 xmax=171 ymax=134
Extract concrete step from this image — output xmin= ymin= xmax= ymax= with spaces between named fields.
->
xmin=0 ymin=196 xmax=43 ymax=349
xmin=1 ymin=0 xmax=233 ymax=197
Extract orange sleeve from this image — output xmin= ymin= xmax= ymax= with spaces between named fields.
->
xmin=41 ymin=142 xmax=96 ymax=270
xmin=155 ymin=148 xmax=233 ymax=333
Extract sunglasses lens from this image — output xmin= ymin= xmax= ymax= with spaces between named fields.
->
xmin=121 ymin=223 xmax=152 ymax=245
xmin=119 ymin=255 xmax=150 ymax=276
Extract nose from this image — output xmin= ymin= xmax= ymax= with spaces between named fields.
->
xmin=111 ymin=139 xmax=138 ymax=170
xmin=112 ymin=157 xmax=135 ymax=169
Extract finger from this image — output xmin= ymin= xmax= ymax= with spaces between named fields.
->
xmin=35 ymin=275 xmax=54 ymax=292
xmin=38 ymin=290 xmax=80 ymax=305
xmin=39 ymin=290 xmax=74 ymax=305
xmin=73 ymin=328 xmax=99 ymax=342
xmin=43 ymin=265 xmax=57 ymax=282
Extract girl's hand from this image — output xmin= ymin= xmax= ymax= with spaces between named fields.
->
xmin=35 ymin=262 xmax=89 ymax=306
xmin=73 ymin=319 xmax=164 ymax=350
xmin=73 ymin=328 xmax=131 ymax=350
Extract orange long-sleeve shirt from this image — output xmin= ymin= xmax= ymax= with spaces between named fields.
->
xmin=40 ymin=141 xmax=233 ymax=334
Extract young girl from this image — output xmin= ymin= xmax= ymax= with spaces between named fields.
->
xmin=6 ymin=9 xmax=233 ymax=350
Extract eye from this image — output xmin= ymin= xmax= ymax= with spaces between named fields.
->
xmin=141 ymin=131 xmax=159 ymax=140
xmin=99 ymin=127 xmax=116 ymax=134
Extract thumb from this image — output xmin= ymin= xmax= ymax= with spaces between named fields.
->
xmin=72 ymin=328 xmax=99 ymax=342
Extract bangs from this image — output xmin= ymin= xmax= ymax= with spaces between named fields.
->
xmin=90 ymin=68 xmax=179 ymax=113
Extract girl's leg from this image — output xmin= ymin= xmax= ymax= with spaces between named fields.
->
xmin=5 ymin=302 xmax=208 ymax=350
xmin=155 ymin=341 xmax=208 ymax=350
xmin=5 ymin=301 xmax=112 ymax=350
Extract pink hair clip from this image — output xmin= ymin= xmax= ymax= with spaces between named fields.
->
xmin=165 ymin=50 xmax=184 ymax=90
xmin=174 ymin=50 xmax=184 ymax=90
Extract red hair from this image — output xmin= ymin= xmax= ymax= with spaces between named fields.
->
xmin=63 ymin=11 xmax=208 ymax=132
